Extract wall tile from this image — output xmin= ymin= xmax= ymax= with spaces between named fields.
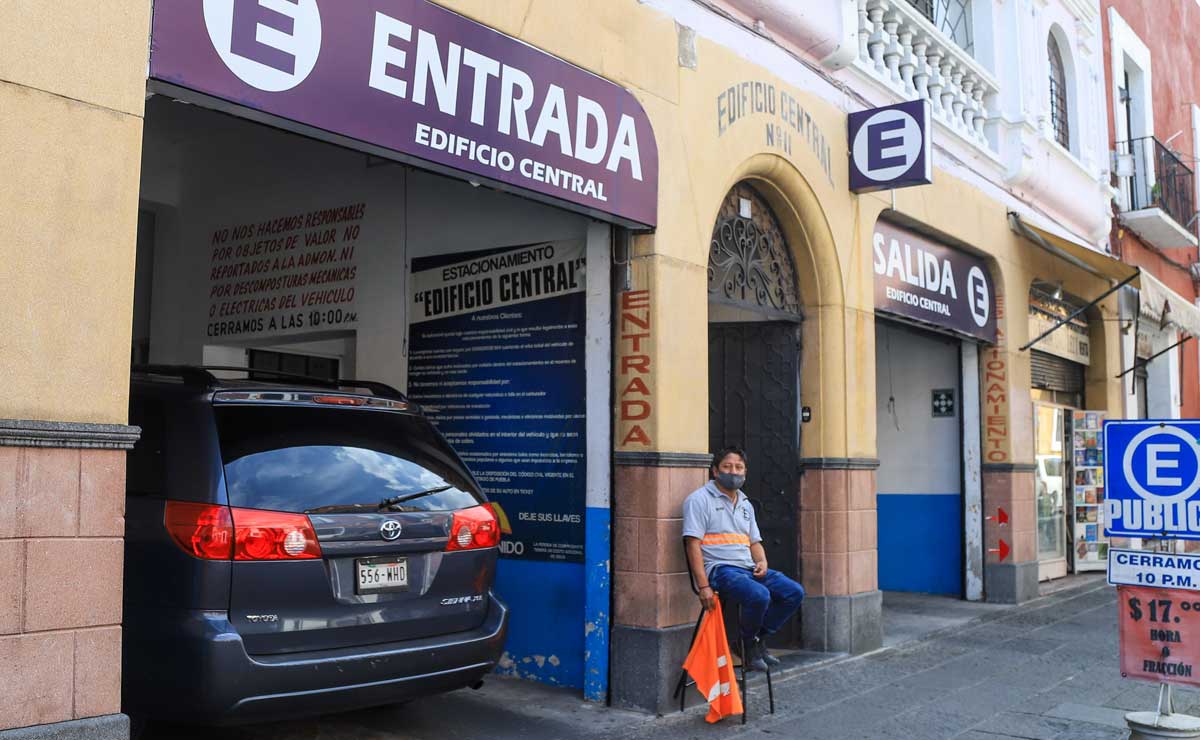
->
xmin=800 ymin=510 xmax=823 ymax=554
xmin=78 ymin=450 xmax=125 ymax=538
xmin=849 ymin=550 xmax=877 ymax=594
xmin=848 ymin=469 xmax=876 ymax=511
xmin=613 ymin=465 xmax=661 ymax=519
xmin=799 ymin=471 xmax=823 ymax=512
xmin=848 ymin=510 xmax=877 ymax=552
xmin=74 ymin=627 xmax=122 ymax=719
xmin=822 ymin=469 xmax=849 ymax=512
xmin=613 ymin=516 xmax=639 ymax=573
xmin=822 ymin=511 xmax=849 ymax=554
xmin=25 ymin=538 xmax=122 ymax=632
xmin=0 ymin=632 xmax=73 ymax=731
xmin=16 ymin=448 xmax=80 ymax=538
xmin=0 ymin=448 xmax=18 ymax=539
xmin=801 ymin=555 xmax=824 ymax=597
xmin=823 ymin=552 xmax=849 ymax=596
xmin=614 ymin=571 xmax=662 ymax=628
xmin=0 ymin=541 xmax=23 ymax=635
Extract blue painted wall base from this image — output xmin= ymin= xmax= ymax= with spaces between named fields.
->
xmin=492 ymin=559 xmax=584 ymax=688
xmin=877 ymin=493 xmax=962 ymax=596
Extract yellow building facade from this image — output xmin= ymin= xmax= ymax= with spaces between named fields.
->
xmin=0 ymin=0 xmax=1131 ymax=733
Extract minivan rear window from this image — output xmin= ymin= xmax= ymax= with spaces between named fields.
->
xmin=215 ymin=406 xmax=483 ymax=515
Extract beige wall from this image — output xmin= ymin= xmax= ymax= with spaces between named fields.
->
xmin=0 ymin=1 xmax=151 ymax=425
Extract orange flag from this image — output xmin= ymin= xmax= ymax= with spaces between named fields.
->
xmin=681 ymin=598 xmax=744 ymax=722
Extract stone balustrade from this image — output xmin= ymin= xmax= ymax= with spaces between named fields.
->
xmin=855 ymin=0 xmax=999 ymax=152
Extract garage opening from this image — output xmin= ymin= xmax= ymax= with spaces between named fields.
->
xmin=131 ymin=93 xmax=612 ymax=694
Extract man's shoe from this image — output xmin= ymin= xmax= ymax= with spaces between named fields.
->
xmin=759 ymin=641 xmax=781 ymax=668
xmin=733 ymin=639 xmax=768 ymax=672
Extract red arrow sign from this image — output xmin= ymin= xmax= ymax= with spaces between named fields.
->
xmin=988 ymin=539 xmax=1010 ymax=561
xmin=986 ymin=507 xmax=1009 ymax=525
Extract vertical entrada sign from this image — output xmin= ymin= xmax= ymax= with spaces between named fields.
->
xmin=848 ymin=99 xmax=932 ymax=193
xmin=151 ymin=0 xmax=658 ymax=228
xmin=873 ymin=220 xmax=997 ymax=343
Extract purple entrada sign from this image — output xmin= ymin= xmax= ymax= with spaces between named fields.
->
xmin=848 ymin=99 xmax=932 ymax=194
xmin=150 ymin=0 xmax=659 ymax=227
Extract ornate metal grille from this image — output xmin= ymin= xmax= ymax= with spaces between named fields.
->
xmin=708 ymin=184 xmax=801 ymax=317
xmin=906 ymin=0 xmax=973 ymax=55
xmin=1048 ymin=35 xmax=1070 ymax=150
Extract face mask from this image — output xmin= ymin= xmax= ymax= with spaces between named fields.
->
xmin=715 ymin=472 xmax=746 ymax=491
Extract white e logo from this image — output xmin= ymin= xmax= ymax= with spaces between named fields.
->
xmin=852 ymin=109 xmax=923 ymax=182
xmin=203 ymin=0 xmax=322 ymax=92
xmin=967 ymin=266 xmax=990 ymax=328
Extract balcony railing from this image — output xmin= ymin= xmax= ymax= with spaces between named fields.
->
xmin=1118 ymin=136 xmax=1197 ymax=232
xmin=854 ymin=0 xmax=999 ymax=152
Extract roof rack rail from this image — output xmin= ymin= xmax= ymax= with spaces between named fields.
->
xmin=131 ymin=365 xmax=409 ymax=402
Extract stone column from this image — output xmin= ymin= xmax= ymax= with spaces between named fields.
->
xmin=610 ymin=458 xmax=710 ymax=713
xmin=979 ymin=295 xmax=1039 ymax=603
xmin=982 ymin=464 xmax=1039 ymax=602
xmin=0 ymin=425 xmax=139 ymax=739
xmin=609 ymin=245 xmax=713 ymax=714
xmin=799 ymin=462 xmax=883 ymax=653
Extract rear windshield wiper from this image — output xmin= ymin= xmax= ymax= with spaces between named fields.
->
xmin=379 ymin=485 xmax=454 ymax=510
xmin=304 ymin=486 xmax=455 ymax=515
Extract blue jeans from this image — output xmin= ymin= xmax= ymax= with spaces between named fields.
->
xmin=709 ymin=565 xmax=805 ymax=640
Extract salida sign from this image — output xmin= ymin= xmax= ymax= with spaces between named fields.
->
xmin=873 ymin=221 xmax=997 ymax=343
xmin=150 ymin=0 xmax=658 ymax=227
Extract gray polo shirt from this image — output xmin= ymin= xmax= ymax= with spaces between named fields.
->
xmin=682 ymin=480 xmax=762 ymax=577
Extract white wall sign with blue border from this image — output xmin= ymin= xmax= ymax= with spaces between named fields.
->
xmin=1104 ymin=420 xmax=1200 ymax=539
xmin=848 ymin=98 xmax=932 ymax=193
xmin=1108 ymin=548 xmax=1200 ymax=591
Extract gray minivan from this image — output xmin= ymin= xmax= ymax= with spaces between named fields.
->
xmin=121 ymin=366 xmax=508 ymax=726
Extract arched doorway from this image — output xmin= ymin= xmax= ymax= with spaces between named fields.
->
xmin=707 ymin=182 xmax=804 ymax=640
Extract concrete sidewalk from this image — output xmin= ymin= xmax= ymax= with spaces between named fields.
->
xmin=148 ymin=576 xmax=1189 ymax=739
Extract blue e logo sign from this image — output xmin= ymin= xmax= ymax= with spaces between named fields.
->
xmin=848 ymin=99 xmax=931 ymax=193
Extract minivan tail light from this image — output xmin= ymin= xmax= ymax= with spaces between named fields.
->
xmin=446 ymin=505 xmax=500 ymax=551
xmin=164 ymin=502 xmax=321 ymax=561
xmin=164 ymin=501 xmax=234 ymax=560
xmin=230 ymin=508 xmax=322 ymax=560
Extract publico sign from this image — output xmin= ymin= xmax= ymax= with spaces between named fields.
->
xmin=1105 ymin=420 xmax=1200 ymax=540
xmin=151 ymin=0 xmax=659 ymax=227
xmin=872 ymin=220 xmax=997 ymax=343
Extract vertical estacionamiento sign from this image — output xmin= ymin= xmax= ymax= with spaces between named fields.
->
xmin=407 ymin=241 xmax=587 ymax=563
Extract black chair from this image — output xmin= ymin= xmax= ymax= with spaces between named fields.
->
xmin=672 ymin=543 xmax=774 ymax=723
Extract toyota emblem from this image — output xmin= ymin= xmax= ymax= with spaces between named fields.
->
xmin=379 ymin=520 xmax=402 ymax=541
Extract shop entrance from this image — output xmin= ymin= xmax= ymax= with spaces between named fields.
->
xmin=1033 ymin=401 xmax=1072 ymax=581
xmin=1028 ymin=282 xmax=1092 ymax=580
xmin=706 ymin=182 xmax=804 ymax=642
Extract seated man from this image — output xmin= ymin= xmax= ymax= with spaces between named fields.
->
xmin=683 ymin=445 xmax=805 ymax=671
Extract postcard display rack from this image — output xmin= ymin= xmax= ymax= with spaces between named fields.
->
xmin=1070 ymin=410 xmax=1108 ymax=571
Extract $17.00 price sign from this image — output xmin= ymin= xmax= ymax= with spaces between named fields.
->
xmin=1119 ymin=585 xmax=1200 ymax=686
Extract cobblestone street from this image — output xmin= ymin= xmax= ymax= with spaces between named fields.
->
xmin=147 ymin=577 xmax=1192 ymax=740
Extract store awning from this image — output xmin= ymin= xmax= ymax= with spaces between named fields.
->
xmin=1010 ymin=212 xmax=1142 ymax=353
xmin=1139 ymin=269 xmax=1200 ymax=337
xmin=1008 ymin=212 xmax=1141 ymax=287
